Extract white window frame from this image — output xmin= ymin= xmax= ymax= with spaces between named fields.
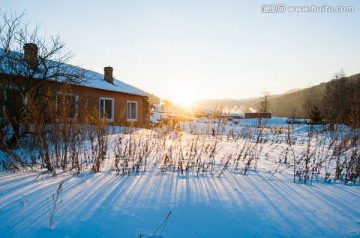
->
xmin=127 ymin=100 xmax=138 ymax=122
xmin=56 ymin=92 xmax=79 ymax=119
xmin=99 ymin=97 xmax=114 ymax=122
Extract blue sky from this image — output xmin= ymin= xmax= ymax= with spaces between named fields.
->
xmin=2 ymin=0 xmax=360 ymax=102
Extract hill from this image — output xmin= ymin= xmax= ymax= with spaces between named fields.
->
xmin=146 ymin=91 xmax=161 ymax=105
xmin=192 ymin=73 xmax=360 ymax=118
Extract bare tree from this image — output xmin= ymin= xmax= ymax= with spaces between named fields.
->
xmin=323 ymin=69 xmax=351 ymax=126
xmin=349 ymin=74 xmax=360 ymax=128
xmin=303 ymin=85 xmax=319 ymax=115
xmin=258 ymin=91 xmax=271 ymax=113
xmin=0 ymin=11 xmax=87 ymax=147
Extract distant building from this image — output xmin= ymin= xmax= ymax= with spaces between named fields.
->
xmin=244 ymin=112 xmax=271 ymax=119
xmin=228 ymin=113 xmax=244 ymax=120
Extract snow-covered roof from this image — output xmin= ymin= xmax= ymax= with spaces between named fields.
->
xmin=83 ymin=70 xmax=147 ymax=97
xmin=0 ymin=47 xmax=147 ymax=97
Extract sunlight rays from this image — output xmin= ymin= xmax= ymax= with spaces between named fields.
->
xmin=171 ymin=90 xmax=197 ymax=108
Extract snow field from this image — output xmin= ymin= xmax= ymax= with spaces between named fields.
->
xmin=0 ymin=119 xmax=359 ymax=237
xmin=1 ymin=166 xmax=359 ymax=237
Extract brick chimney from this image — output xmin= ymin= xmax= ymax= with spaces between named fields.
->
xmin=104 ymin=66 xmax=113 ymax=84
xmin=24 ymin=43 xmax=38 ymax=66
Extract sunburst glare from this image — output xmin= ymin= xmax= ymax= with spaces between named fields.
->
xmin=172 ymin=90 xmax=197 ymax=108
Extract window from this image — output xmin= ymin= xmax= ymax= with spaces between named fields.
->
xmin=0 ymin=87 xmax=26 ymax=118
xmin=99 ymin=97 xmax=114 ymax=121
xmin=0 ymin=88 xmax=5 ymax=116
xmin=127 ymin=101 xmax=138 ymax=121
xmin=56 ymin=93 xmax=79 ymax=119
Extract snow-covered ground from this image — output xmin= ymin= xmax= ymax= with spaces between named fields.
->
xmin=0 ymin=119 xmax=359 ymax=238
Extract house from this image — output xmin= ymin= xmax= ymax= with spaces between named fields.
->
xmin=0 ymin=43 xmax=149 ymax=128
xmin=244 ymin=112 xmax=271 ymax=119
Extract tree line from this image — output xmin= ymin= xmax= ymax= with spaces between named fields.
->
xmin=306 ymin=69 xmax=360 ymax=128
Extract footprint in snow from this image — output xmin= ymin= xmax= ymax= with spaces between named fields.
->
xmin=20 ymin=199 xmax=28 ymax=207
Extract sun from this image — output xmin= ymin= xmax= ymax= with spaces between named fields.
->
xmin=172 ymin=90 xmax=196 ymax=108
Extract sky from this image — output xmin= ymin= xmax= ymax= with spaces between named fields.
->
xmin=2 ymin=0 xmax=360 ymax=104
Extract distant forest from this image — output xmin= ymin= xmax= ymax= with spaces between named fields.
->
xmin=190 ymin=73 xmax=360 ymax=120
